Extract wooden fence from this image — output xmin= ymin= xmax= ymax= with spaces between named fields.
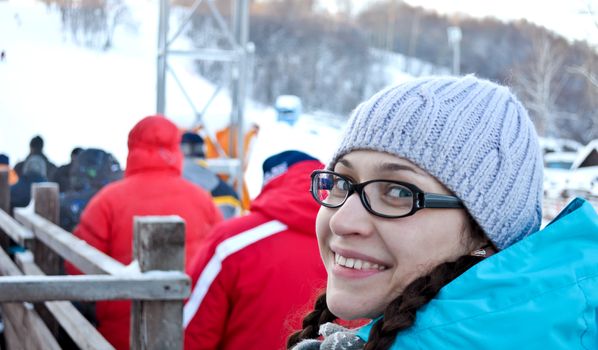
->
xmin=0 ymin=170 xmax=190 ymax=349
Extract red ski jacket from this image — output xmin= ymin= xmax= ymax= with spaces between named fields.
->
xmin=183 ymin=159 xmax=327 ymax=349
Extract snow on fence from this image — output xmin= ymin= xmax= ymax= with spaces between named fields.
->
xmin=0 ymin=170 xmax=189 ymax=349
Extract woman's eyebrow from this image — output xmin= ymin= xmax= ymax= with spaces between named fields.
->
xmin=377 ymin=162 xmax=421 ymax=174
xmin=337 ymin=158 xmax=421 ymax=174
xmin=337 ymin=158 xmax=353 ymax=169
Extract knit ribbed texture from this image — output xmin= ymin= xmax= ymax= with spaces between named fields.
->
xmin=329 ymin=75 xmax=543 ymax=249
xmin=292 ymin=323 xmax=365 ymax=350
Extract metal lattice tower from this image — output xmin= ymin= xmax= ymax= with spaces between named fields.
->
xmin=156 ymin=0 xmax=252 ymax=201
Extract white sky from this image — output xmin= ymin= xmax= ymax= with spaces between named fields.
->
xmin=403 ymin=0 xmax=598 ymax=45
xmin=321 ymin=0 xmax=598 ymax=45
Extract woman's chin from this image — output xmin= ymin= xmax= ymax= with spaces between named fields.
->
xmin=326 ymin=292 xmax=377 ymax=321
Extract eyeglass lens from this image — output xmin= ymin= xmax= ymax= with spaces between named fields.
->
xmin=313 ymin=172 xmax=415 ymax=217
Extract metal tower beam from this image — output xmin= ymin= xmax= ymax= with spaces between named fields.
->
xmin=156 ymin=0 xmax=251 ymax=202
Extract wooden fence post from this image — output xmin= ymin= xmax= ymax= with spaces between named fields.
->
xmin=0 ymin=170 xmax=10 ymax=250
xmin=32 ymin=182 xmax=61 ymax=275
xmin=0 ymin=170 xmax=8 ymax=214
xmin=31 ymin=182 xmax=62 ymax=340
xmin=131 ymin=216 xmax=186 ymax=350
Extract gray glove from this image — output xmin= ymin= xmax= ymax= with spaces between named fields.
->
xmin=292 ymin=322 xmax=366 ymax=350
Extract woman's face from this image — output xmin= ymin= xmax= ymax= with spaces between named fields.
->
xmin=316 ymin=150 xmax=480 ymax=320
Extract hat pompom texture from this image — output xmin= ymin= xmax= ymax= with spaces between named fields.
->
xmin=329 ymin=75 xmax=543 ymax=250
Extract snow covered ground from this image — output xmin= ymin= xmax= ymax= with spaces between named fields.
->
xmin=0 ymin=0 xmax=354 ymax=198
xmin=1 ymin=0 xmax=159 ymax=166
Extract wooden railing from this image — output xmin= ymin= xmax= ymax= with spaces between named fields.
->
xmin=0 ymin=170 xmax=190 ymax=349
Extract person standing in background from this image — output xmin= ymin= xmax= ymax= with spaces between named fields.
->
xmin=54 ymin=147 xmax=83 ymax=193
xmin=184 ymin=150 xmax=327 ymax=350
xmin=181 ymin=132 xmax=241 ymax=219
xmin=58 ymin=148 xmax=122 ymax=232
xmin=10 ymin=155 xmax=47 ymax=211
xmin=14 ymin=135 xmax=57 ymax=180
xmin=65 ymin=115 xmax=223 ymax=350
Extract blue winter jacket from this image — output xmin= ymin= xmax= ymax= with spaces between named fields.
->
xmin=10 ymin=173 xmax=47 ymax=210
xmin=357 ymin=198 xmax=598 ymax=349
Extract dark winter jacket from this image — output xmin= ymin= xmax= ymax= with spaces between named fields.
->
xmin=54 ymin=163 xmax=72 ymax=192
xmin=10 ymin=173 xmax=47 ymax=210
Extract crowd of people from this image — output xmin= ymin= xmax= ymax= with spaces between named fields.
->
xmin=1 ymin=74 xmax=597 ymax=350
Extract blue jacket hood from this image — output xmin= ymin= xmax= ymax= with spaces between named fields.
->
xmin=358 ymin=198 xmax=598 ymax=349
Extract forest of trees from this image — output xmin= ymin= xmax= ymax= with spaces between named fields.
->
xmin=40 ymin=0 xmax=598 ymax=143
xmin=186 ymin=2 xmax=385 ymax=116
xmin=39 ymin=0 xmax=132 ymax=50
xmin=358 ymin=1 xmax=598 ymax=142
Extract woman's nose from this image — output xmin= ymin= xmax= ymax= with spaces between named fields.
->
xmin=328 ymin=193 xmax=374 ymax=237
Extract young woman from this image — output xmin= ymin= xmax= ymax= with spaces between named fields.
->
xmin=288 ymin=75 xmax=598 ymax=349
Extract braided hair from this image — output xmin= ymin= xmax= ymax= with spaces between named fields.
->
xmin=287 ymin=293 xmax=338 ymax=348
xmin=363 ymin=254 xmax=483 ymax=349
xmin=288 ymin=218 xmax=490 ymax=349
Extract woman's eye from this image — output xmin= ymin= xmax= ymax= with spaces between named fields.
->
xmin=335 ymin=178 xmax=350 ymax=191
xmin=386 ymin=185 xmax=411 ymax=199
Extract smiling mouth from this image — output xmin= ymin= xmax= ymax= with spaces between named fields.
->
xmin=334 ymin=252 xmax=388 ymax=271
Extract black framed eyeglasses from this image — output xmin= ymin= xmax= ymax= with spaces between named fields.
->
xmin=310 ymin=170 xmax=464 ymax=219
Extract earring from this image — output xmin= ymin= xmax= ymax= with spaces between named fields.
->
xmin=470 ymin=248 xmax=487 ymax=257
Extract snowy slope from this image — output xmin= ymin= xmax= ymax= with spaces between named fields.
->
xmin=1 ymin=0 xmax=158 ymax=166
xmin=0 ymin=0 xmax=356 ymax=198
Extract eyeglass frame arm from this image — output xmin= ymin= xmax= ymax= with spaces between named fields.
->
xmin=420 ymin=193 xmax=464 ymax=209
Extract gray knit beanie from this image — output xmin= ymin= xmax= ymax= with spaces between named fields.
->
xmin=329 ymin=75 xmax=543 ymax=250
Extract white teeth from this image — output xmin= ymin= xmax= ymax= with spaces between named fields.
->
xmin=338 ymin=255 xmax=347 ymax=265
xmin=334 ymin=253 xmax=386 ymax=271
xmin=354 ymin=260 xmax=363 ymax=269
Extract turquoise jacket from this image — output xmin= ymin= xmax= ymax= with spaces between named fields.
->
xmin=357 ymin=198 xmax=598 ymax=349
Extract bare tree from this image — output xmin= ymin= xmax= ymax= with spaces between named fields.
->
xmin=512 ymin=32 xmax=569 ymax=137
xmin=569 ymin=43 xmax=598 ymax=111
xmin=405 ymin=10 xmax=420 ymax=73
xmin=570 ymin=2 xmax=598 ymax=93
xmin=54 ymin=0 xmax=131 ymax=50
xmin=103 ymin=0 xmax=131 ymax=50
xmin=566 ymin=1 xmax=598 ymax=140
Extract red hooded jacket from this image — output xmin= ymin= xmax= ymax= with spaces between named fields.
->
xmin=66 ymin=116 xmax=222 ymax=350
xmin=183 ymin=158 xmax=327 ymax=349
